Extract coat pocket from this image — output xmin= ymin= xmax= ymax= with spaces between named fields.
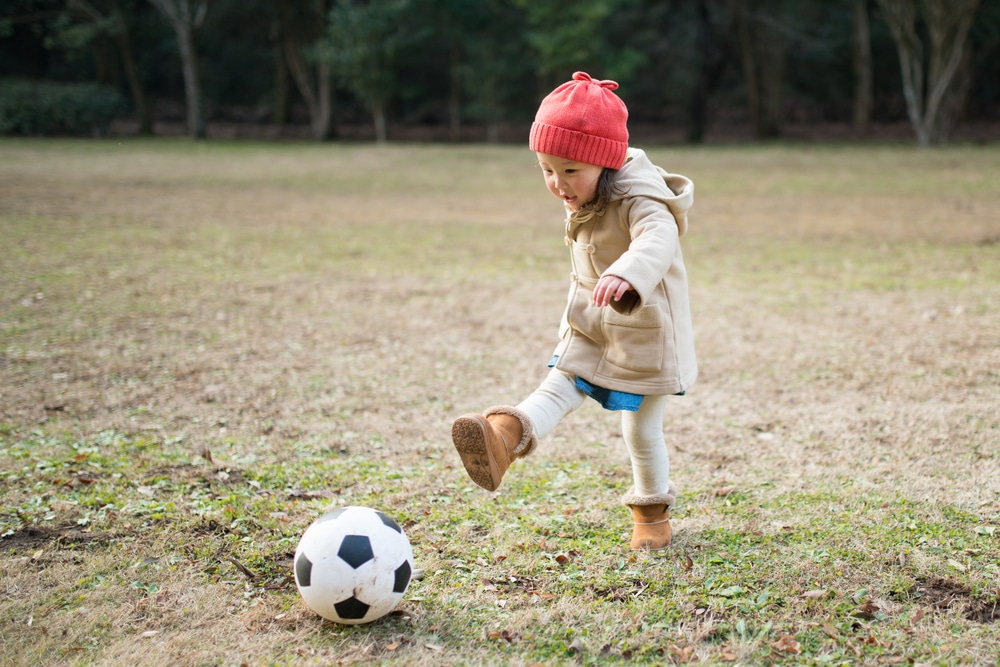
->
xmin=601 ymin=304 xmax=665 ymax=373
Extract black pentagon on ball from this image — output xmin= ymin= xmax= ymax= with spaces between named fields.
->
xmin=295 ymin=553 xmax=313 ymax=587
xmin=334 ymin=596 xmax=370 ymax=620
xmin=376 ymin=510 xmax=402 ymax=533
xmin=338 ymin=534 xmax=374 ymax=568
xmin=393 ymin=560 xmax=411 ymax=594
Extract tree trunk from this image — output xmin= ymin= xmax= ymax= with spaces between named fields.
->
xmin=148 ymin=0 xmax=208 ymax=139
xmin=932 ymin=45 xmax=971 ymax=143
xmin=876 ymin=0 xmax=980 ymax=146
xmin=737 ymin=0 xmax=783 ymax=138
xmin=271 ymin=19 xmax=289 ymax=127
xmin=373 ymin=105 xmax=387 ymax=144
xmin=176 ymin=23 xmax=205 ymax=138
xmin=923 ymin=0 xmax=978 ymax=143
xmin=93 ymin=35 xmax=115 ymax=85
xmin=315 ymin=60 xmax=334 ymax=141
xmin=736 ymin=0 xmax=760 ymax=134
xmin=112 ymin=0 xmax=154 ymax=135
xmin=687 ymin=0 xmax=736 ymax=143
xmin=449 ymin=44 xmax=461 ymax=142
xmin=283 ymin=36 xmax=335 ymax=141
xmin=687 ymin=0 xmax=713 ymax=143
xmin=70 ymin=0 xmax=154 ymax=135
xmin=757 ymin=12 xmax=784 ymax=138
xmin=852 ymin=0 xmax=872 ymax=131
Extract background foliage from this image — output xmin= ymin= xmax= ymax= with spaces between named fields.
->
xmin=1 ymin=0 xmax=998 ymax=142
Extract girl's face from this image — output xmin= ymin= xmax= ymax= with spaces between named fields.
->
xmin=535 ymin=152 xmax=604 ymax=212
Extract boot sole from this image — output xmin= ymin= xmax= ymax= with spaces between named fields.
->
xmin=630 ymin=536 xmax=672 ymax=551
xmin=452 ymin=415 xmax=502 ymax=491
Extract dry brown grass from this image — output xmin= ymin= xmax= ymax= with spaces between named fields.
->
xmin=1 ymin=139 xmax=998 ymax=666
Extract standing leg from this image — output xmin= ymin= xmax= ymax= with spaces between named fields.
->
xmin=620 ymin=394 xmax=676 ymax=549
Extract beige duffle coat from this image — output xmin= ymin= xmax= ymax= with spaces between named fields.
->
xmin=550 ymin=147 xmax=697 ymax=396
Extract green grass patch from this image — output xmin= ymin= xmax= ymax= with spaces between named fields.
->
xmin=2 ymin=140 xmax=998 ymax=666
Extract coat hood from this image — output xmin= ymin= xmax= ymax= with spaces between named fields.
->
xmin=614 ymin=148 xmax=694 ymax=235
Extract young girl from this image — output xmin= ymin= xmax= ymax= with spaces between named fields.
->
xmin=451 ymin=72 xmax=696 ymax=550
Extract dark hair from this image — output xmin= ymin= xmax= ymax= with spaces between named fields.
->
xmin=582 ymin=167 xmax=627 ymax=213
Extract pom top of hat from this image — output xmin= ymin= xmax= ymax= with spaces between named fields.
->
xmin=529 ymin=72 xmax=629 ymax=170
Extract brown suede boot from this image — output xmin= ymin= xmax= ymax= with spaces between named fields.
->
xmin=451 ymin=406 xmax=536 ymax=491
xmin=628 ymin=505 xmax=672 ymax=550
xmin=622 ymin=486 xmax=677 ymax=550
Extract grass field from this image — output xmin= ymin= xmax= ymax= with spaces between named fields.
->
xmin=1 ymin=138 xmax=999 ymax=666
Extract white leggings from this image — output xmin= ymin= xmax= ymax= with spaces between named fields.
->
xmin=516 ymin=368 xmax=672 ymax=498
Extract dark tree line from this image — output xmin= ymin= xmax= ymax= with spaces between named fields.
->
xmin=2 ymin=0 xmax=998 ymax=144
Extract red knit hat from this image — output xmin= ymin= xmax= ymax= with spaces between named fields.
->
xmin=529 ymin=72 xmax=629 ymax=170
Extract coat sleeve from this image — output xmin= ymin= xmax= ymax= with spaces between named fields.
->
xmin=603 ymin=196 xmax=680 ymax=315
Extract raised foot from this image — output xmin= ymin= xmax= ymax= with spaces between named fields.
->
xmin=451 ymin=415 xmax=500 ymax=491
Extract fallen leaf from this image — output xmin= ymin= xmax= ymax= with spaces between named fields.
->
xmin=802 ymin=589 xmax=828 ymax=599
xmin=947 ymin=559 xmax=966 ymax=572
xmin=424 ymin=643 xmax=442 ymax=651
xmin=855 ymin=600 xmax=881 ymax=619
xmin=910 ymin=608 xmax=925 ymax=624
xmin=385 ymin=642 xmax=399 ymax=651
xmin=878 ymin=657 xmax=905 ymax=665
xmin=567 ymin=638 xmax=585 ymax=654
xmin=771 ymin=635 xmax=801 ymax=654
xmin=680 ymin=553 xmax=694 ymax=570
xmin=714 ymin=485 xmax=737 ymax=496
xmin=200 ymin=447 xmax=230 ymax=468
xmin=720 ymin=650 xmax=739 ymax=662
xmin=669 ymin=644 xmax=694 ymax=663
xmin=822 ymin=623 xmax=841 ymax=640
xmin=140 ymin=630 xmax=160 ymax=638
xmin=555 ymin=554 xmax=571 ymax=566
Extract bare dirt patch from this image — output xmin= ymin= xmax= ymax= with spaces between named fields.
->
xmin=907 ymin=577 xmax=1000 ymax=624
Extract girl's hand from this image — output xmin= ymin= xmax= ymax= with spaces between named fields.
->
xmin=593 ymin=275 xmax=633 ymax=307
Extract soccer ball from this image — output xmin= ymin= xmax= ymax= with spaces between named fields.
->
xmin=293 ymin=506 xmax=414 ymax=625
